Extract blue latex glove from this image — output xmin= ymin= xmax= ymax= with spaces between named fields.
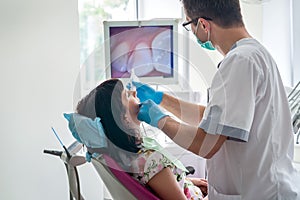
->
xmin=132 ymin=81 xmax=164 ymax=104
xmin=138 ymin=100 xmax=168 ymax=128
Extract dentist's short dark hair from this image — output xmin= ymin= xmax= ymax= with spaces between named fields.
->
xmin=181 ymin=0 xmax=244 ymax=28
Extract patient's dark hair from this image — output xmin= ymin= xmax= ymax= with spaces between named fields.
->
xmin=81 ymin=79 xmax=140 ymax=153
xmin=181 ymin=0 xmax=244 ymax=28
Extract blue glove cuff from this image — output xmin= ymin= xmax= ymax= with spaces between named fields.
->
xmin=154 ymin=91 xmax=164 ymax=104
xmin=138 ymin=100 xmax=168 ymax=128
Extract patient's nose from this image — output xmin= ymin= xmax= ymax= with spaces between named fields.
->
xmin=128 ymin=90 xmax=137 ymax=97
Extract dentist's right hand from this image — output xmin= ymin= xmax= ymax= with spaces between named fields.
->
xmin=138 ymin=100 xmax=168 ymax=128
xmin=132 ymin=81 xmax=164 ymax=104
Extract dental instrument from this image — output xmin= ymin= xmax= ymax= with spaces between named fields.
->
xmin=129 ymin=68 xmax=139 ymax=91
xmin=51 ymin=126 xmax=71 ymax=158
xmin=44 ymin=127 xmax=86 ymax=200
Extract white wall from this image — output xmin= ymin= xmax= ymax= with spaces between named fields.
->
xmin=138 ymin=0 xmax=182 ymax=20
xmin=0 ymin=0 xmax=101 ymax=199
xmin=292 ymin=0 xmax=300 ymax=85
xmin=261 ymin=0 xmax=293 ymax=86
xmin=241 ymin=3 xmax=263 ymax=41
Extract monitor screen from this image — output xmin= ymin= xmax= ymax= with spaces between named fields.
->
xmin=103 ymin=20 xmax=178 ymax=85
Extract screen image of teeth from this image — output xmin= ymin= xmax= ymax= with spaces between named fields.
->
xmin=109 ymin=26 xmax=173 ymax=78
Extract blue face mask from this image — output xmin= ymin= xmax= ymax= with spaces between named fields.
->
xmin=194 ymin=21 xmax=216 ymax=51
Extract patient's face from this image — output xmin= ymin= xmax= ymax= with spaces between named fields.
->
xmin=121 ymin=89 xmax=140 ymax=125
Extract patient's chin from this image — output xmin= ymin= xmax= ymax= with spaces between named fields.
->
xmin=132 ymin=118 xmax=141 ymax=126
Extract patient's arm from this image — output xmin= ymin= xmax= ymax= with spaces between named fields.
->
xmin=147 ymin=167 xmax=187 ymax=200
xmin=160 ymin=93 xmax=205 ymax=126
xmin=188 ymin=178 xmax=208 ymax=197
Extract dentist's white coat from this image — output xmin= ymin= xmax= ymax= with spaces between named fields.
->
xmin=199 ymin=38 xmax=300 ymax=199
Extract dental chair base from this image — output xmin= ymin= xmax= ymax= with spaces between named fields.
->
xmin=44 ymin=141 xmax=86 ymax=200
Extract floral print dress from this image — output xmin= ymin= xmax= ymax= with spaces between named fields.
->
xmin=130 ymin=147 xmax=204 ymax=200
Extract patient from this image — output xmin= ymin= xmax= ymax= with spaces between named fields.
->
xmin=76 ymin=79 xmax=208 ymax=200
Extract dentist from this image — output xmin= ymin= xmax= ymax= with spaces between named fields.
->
xmin=134 ymin=0 xmax=300 ymax=199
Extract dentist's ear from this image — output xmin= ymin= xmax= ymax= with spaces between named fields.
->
xmin=201 ymin=22 xmax=206 ymax=29
xmin=199 ymin=18 xmax=210 ymax=32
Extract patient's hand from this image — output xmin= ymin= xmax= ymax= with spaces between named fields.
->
xmin=188 ymin=178 xmax=208 ymax=197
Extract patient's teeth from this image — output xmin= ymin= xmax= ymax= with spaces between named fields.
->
xmin=127 ymin=42 xmax=154 ymax=76
xmin=151 ymin=30 xmax=172 ymax=74
xmin=111 ymin=42 xmax=130 ymax=72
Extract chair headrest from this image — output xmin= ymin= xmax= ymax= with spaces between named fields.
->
xmin=64 ymin=113 xmax=108 ymax=149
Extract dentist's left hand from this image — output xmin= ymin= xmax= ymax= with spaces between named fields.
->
xmin=132 ymin=81 xmax=164 ymax=104
xmin=138 ymin=100 xmax=168 ymax=128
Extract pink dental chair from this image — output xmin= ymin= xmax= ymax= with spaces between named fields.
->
xmin=91 ymin=153 xmax=160 ymax=200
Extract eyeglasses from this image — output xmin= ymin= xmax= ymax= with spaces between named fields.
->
xmin=182 ymin=17 xmax=212 ymax=31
